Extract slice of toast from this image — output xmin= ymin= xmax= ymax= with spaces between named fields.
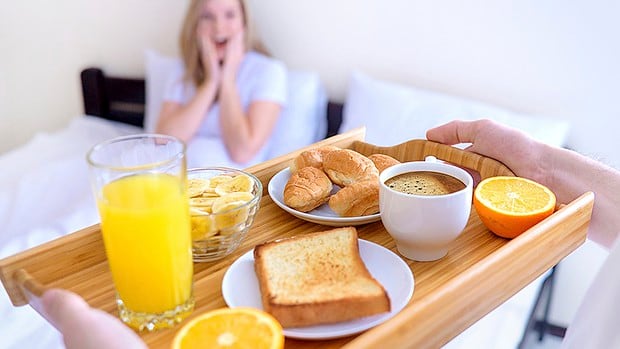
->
xmin=253 ymin=227 xmax=390 ymax=328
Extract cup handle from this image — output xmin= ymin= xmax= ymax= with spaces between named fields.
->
xmin=424 ymin=155 xmax=442 ymax=163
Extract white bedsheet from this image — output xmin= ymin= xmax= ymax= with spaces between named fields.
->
xmin=0 ymin=115 xmax=142 ymax=349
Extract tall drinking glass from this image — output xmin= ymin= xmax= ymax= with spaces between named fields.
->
xmin=87 ymin=134 xmax=194 ymax=331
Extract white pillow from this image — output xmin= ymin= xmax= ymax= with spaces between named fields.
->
xmin=144 ymin=50 xmax=182 ymax=133
xmin=265 ymin=70 xmax=327 ymax=158
xmin=340 ymin=71 xmax=571 ymax=148
xmin=144 ymin=50 xmax=327 ymax=158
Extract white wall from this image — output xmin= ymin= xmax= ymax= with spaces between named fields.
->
xmin=248 ymin=0 xmax=620 ymax=168
xmin=2 ymin=0 xmax=619 ymax=169
xmin=0 ymin=0 xmax=189 ymax=153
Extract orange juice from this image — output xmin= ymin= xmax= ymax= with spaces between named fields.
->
xmin=98 ymin=173 xmax=193 ymax=314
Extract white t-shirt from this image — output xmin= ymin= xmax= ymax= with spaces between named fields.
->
xmin=561 ymin=238 xmax=620 ymax=348
xmin=163 ymin=51 xmax=287 ymax=168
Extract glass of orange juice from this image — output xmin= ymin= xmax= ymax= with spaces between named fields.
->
xmin=87 ymin=134 xmax=194 ymax=331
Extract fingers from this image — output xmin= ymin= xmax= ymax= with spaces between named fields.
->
xmin=42 ymin=289 xmax=147 ymax=349
xmin=426 ymin=120 xmax=479 ymax=145
xmin=230 ymin=30 xmax=245 ymax=49
xmin=196 ymin=33 xmax=221 ymax=84
xmin=42 ymin=288 xmax=90 ymax=330
xmin=224 ymin=31 xmax=244 ymax=63
xmin=198 ymin=35 xmax=214 ymax=59
xmin=221 ymin=32 xmax=244 ymax=82
xmin=195 ymin=28 xmax=214 ymax=58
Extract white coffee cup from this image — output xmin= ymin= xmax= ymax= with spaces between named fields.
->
xmin=379 ymin=157 xmax=474 ymax=261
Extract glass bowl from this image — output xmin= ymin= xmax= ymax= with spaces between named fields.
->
xmin=187 ymin=167 xmax=262 ymax=262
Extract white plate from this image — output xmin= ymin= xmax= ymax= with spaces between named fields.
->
xmin=221 ymin=239 xmax=414 ymax=340
xmin=267 ymin=168 xmax=381 ymax=226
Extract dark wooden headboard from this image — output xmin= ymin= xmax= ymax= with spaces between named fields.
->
xmin=80 ymin=68 xmax=343 ymax=137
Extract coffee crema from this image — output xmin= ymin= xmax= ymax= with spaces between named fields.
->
xmin=385 ymin=171 xmax=466 ymax=196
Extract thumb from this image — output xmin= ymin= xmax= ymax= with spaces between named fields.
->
xmin=42 ymin=288 xmax=90 ymax=330
xmin=42 ymin=289 xmax=147 ymax=349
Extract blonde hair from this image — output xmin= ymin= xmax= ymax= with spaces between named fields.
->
xmin=179 ymin=0 xmax=268 ymax=86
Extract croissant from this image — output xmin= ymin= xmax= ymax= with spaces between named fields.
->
xmin=328 ymin=180 xmax=379 ymax=217
xmin=289 ymin=146 xmax=341 ymax=174
xmin=284 ymin=167 xmax=333 ymax=212
xmin=323 ymin=149 xmax=379 ymax=187
xmin=368 ymin=154 xmax=400 ymax=173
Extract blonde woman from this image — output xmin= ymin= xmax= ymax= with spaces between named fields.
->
xmin=156 ymin=0 xmax=287 ymax=165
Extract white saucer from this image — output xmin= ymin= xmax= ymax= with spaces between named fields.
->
xmin=267 ymin=168 xmax=381 ymax=226
xmin=221 ymin=239 xmax=414 ymax=340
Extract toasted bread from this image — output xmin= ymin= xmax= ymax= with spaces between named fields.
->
xmin=253 ymin=227 xmax=390 ymax=328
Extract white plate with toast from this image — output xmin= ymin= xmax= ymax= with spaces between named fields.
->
xmin=267 ymin=168 xmax=381 ymax=226
xmin=222 ymin=239 xmax=414 ymax=340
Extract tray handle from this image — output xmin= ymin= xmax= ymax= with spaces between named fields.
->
xmin=352 ymin=139 xmax=515 ymax=179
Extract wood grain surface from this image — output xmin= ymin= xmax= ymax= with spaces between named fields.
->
xmin=0 ymin=127 xmax=593 ymax=348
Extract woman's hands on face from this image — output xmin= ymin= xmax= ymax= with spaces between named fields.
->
xmin=196 ymin=26 xmax=244 ymax=88
xmin=221 ymin=30 xmax=245 ymax=84
xmin=197 ymin=26 xmax=221 ymax=86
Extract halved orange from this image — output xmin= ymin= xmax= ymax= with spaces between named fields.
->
xmin=172 ymin=307 xmax=284 ymax=349
xmin=473 ymin=176 xmax=556 ymax=239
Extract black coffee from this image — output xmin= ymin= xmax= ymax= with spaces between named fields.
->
xmin=385 ymin=171 xmax=466 ymax=196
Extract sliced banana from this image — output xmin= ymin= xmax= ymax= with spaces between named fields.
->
xmin=187 ymin=178 xmax=210 ymax=198
xmin=213 ymin=201 xmax=250 ymax=231
xmin=190 ymin=208 xmax=217 ymax=240
xmin=214 ymin=174 xmax=253 ymax=196
xmin=212 ymin=192 xmax=254 ymax=213
xmin=188 ymin=171 xmax=257 ymax=243
xmin=189 ymin=197 xmax=215 ymax=212
xmin=201 ymin=188 xmax=218 ymax=196
xmin=190 ymin=207 xmax=208 ymax=215
xmin=190 ymin=206 xmax=211 ymax=215
xmin=209 ymin=175 xmax=234 ymax=188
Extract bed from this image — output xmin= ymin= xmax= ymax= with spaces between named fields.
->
xmin=0 ymin=66 xmax=572 ymax=349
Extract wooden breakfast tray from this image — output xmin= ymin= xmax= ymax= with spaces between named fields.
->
xmin=0 ymin=128 xmax=594 ymax=348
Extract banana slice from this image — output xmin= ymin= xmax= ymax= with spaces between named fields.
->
xmin=213 ymin=201 xmax=250 ymax=231
xmin=214 ymin=174 xmax=253 ymax=196
xmin=209 ymin=175 xmax=234 ymax=188
xmin=212 ymin=192 xmax=254 ymax=213
xmin=190 ymin=197 xmax=215 ymax=212
xmin=190 ymin=208 xmax=217 ymax=240
xmin=187 ymin=178 xmax=210 ymax=198
xmin=201 ymin=189 xmax=219 ymax=197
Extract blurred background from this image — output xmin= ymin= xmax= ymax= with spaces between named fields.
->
xmin=1 ymin=1 xmax=617 ymax=348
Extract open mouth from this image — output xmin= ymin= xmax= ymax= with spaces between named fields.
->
xmin=214 ymin=37 xmax=228 ymax=51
